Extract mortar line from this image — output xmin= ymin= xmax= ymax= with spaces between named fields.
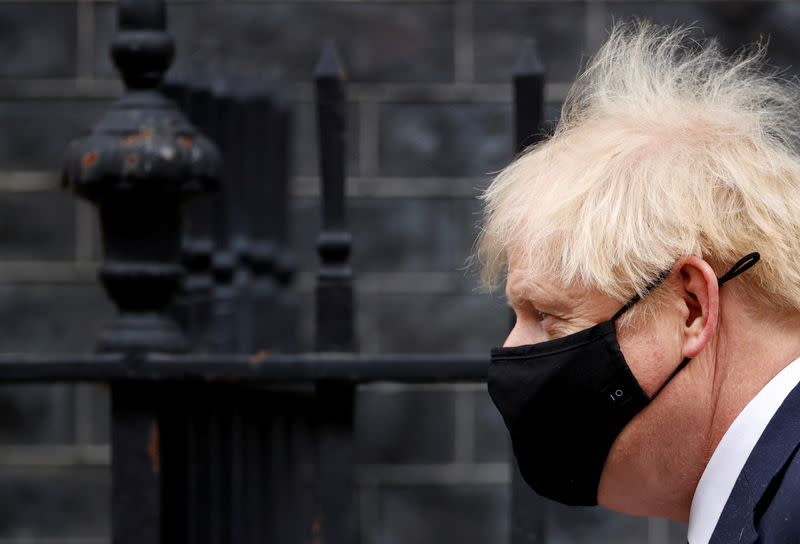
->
xmin=359 ymin=483 xmax=381 ymax=544
xmin=358 ymin=100 xmax=380 ymax=178
xmin=74 ymin=384 xmax=94 ymax=446
xmin=586 ymin=0 xmax=609 ymax=55
xmin=76 ymin=0 xmax=95 ymax=81
xmin=454 ymin=389 xmax=476 ymax=462
xmin=75 ymin=199 xmax=96 ymax=262
xmin=454 ymin=0 xmax=475 ymax=83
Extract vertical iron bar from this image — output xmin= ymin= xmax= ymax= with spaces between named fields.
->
xmin=273 ymin=93 xmax=298 ymax=352
xmin=182 ymin=79 xmax=217 ymax=353
xmin=242 ymin=84 xmax=279 ymax=351
xmin=513 ymin=40 xmax=545 ymax=155
xmin=161 ymin=78 xmax=195 ymax=336
xmin=315 ymin=44 xmax=354 ymax=350
xmin=210 ymin=80 xmax=238 ymax=354
xmin=313 ymin=42 xmax=358 ymax=544
xmin=111 ymin=384 xmax=162 ymax=542
xmin=229 ymin=85 xmax=253 ymax=353
xmin=510 ymin=39 xmax=547 ymax=544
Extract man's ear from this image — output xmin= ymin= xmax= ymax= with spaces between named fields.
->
xmin=675 ymin=256 xmax=719 ymax=358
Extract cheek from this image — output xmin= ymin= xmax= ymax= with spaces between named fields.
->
xmin=617 ymin=318 xmax=684 ymax=397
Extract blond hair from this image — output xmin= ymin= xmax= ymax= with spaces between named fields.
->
xmin=475 ymin=20 xmax=800 ymax=317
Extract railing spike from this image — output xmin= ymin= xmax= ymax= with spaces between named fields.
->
xmin=513 ymin=38 xmax=546 ymax=154
xmin=315 ymin=41 xmax=347 ymax=80
xmin=513 ymin=38 xmax=545 ymax=78
xmin=312 ymin=41 xmax=358 ymax=544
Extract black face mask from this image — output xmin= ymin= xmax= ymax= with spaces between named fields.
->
xmin=487 ymin=252 xmax=761 ymax=506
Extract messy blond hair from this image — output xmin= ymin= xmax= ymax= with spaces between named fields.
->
xmin=476 ymin=20 xmax=800 ymax=317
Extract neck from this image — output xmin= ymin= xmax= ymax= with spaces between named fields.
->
xmin=704 ymin=310 xmax=800 ymax=475
xmin=675 ymin=305 xmax=800 ymax=520
xmin=599 ymin=301 xmax=800 ymax=521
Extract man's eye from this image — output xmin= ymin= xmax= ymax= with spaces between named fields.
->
xmin=536 ymin=310 xmax=550 ymax=321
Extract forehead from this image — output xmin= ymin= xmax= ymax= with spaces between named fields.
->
xmin=504 ymin=256 xmax=571 ymax=306
xmin=503 ymin=250 xmax=611 ymax=311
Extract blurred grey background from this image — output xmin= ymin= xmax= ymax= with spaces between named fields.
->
xmin=1 ymin=1 xmax=799 ymax=542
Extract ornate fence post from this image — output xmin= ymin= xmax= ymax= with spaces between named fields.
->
xmin=61 ymin=0 xmax=219 ymax=541
xmin=510 ymin=39 xmax=547 ymax=544
xmin=164 ymin=77 xmax=218 ymax=352
xmin=313 ymin=42 xmax=359 ymax=544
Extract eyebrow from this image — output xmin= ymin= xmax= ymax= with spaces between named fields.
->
xmin=504 ymin=286 xmax=562 ymax=312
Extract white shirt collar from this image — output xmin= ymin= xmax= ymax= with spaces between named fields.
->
xmin=687 ymin=355 xmax=800 ymax=544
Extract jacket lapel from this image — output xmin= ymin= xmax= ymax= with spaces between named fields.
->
xmin=709 ymin=380 xmax=800 ymax=543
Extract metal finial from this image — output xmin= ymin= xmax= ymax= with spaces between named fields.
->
xmin=61 ymin=0 xmax=220 ymax=354
xmin=111 ymin=0 xmax=174 ymax=89
xmin=513 ymin=38 xmax=545 ymax=154
xmin=315 ymin=41 xmax=347 ymax=81
xmin=513 ymin=39 xmax=545 ymax=78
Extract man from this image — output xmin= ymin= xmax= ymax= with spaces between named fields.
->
xmin=477 ymin=20 xmax=800 ymax=543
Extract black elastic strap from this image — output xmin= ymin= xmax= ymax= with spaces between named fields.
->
xmin=651 ymin=356 xmax=691 ymax=399
xmin=611 ymin=268 xmax=672 ymax=321
xmin=611 ymin=252 xmax=761 ymax=322
xmin=717 ymin=252 xmax=761 ymax=287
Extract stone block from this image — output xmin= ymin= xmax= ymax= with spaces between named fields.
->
xmin=475 ymin=3 xmax=589 ymax=83
xmin=359 ymin=293 xmax=508 ymax=353
xmin=0 ymin=3 xmax=77 ymax=78
xmin=0 ymin=283 xmax=115 ymax=354
xmin=0 ymin=191 xmax=75 ymax=261
xmin=452 ymin=196 xmax=491 ymax=285
xmin=290 ymin=197 xmax=459 ymax=273
xmin=356 ymin=388 xmax=455 ymax=464
xmin=0 ymin=100 xmax=111 ymax=171
xmin=95 ymin=3 xmax=454 ymax=83
xmin=379 ymin=103 xmax=511 ymax=177
xmin=0 ymin=465 xmax=109 ymax=539
xmin=377 ymin=484 xmax=509 ymax=544
xmin=0 ymin=283 xmax=113 ymax=444
xmin=605 ymin=2 xmax=800 ymax=77
xmin=0 ymin=385 xmax=75 ymax=444
xmin=474 ymin=389 xmax=510 ymax=463
xmin=86 ymin=384 xmax=111 ymax=445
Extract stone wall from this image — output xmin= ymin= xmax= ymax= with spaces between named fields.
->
xmin=1 ymin=1 xmax=799 ymax=542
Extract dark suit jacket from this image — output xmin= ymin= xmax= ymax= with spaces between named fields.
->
xmin=709 ymin=380 xmax=800 ymax=543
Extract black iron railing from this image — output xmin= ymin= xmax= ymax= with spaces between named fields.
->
xmin=0 ymin=0 xmax=547 ymax=542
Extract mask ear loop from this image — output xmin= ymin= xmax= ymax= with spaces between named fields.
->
xmin=611 ymin=268 xmax=673 ymax=322
xmin=611 ymin=252 xmax=761 ymax=323
xmin=717 ymin=252 xmax=760 ymax=287
xmin=647 ymin=252 xmax=761 ymax=400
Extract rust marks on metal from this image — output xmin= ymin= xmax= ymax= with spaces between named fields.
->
xmin=177 ymin=135 xmax=193 ymax=149
xmin=147 ymin=421 xmax=160 ymax=473
xmin=122 ymin=128 xmax=154 ymax=146
xmin=82 ymin=150 xmax=98 ymax=168
xmin=249 ymin=349 xmax=270 ymax=368
xmin=311 ymin=517 xmax=322 ymax=544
